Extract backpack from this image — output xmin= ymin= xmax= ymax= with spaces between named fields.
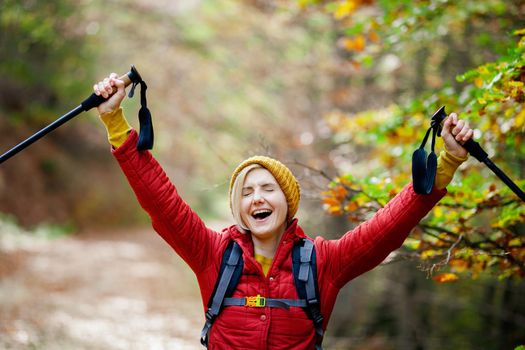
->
xmin=200 ymin=238 xmax=324 ymax=350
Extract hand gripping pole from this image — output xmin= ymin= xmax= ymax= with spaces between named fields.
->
xmin=0 ymin=66 xmax=147 ymax=165
xmin=413 ymin=106 xmax=525 ymax=202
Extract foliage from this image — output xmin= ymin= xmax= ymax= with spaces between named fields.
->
xmin=0 ymin=0 xmax=145 ymax=228
xmin=0 ymin=0 xmax=95 ymax=123
xmin=296 ymin=0 xmax=525 ymax=280
xmin=295 ymin=0 xmax=512 ymax=67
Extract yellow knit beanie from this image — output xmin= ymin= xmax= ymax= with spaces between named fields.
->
xmin=229 ymin=156 xmax=301 ymax=221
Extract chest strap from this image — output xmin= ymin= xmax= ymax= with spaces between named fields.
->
xmin=223 ymin=296 xmax=307 ymax=309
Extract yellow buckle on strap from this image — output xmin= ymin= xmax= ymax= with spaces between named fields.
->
xmin=246 ymin=295 xmax=266 ymax=307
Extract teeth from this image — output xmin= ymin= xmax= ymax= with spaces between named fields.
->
xmin=253 ymin=209 xmax=272 ymax=215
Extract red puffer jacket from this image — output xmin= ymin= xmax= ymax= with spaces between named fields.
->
xmin=113 ymin=130 xmax=446 ymax=350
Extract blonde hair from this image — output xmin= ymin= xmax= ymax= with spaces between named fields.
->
xmin=230 ymin=164 xmax=262 ymax=232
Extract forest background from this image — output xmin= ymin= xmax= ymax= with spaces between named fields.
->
xmin=1 ymin=0 xmax=524 ymax=349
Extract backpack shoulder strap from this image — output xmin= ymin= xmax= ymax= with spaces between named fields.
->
xmin=200 ymin=240 xmax=243 ymax=347
xmin=292 ymin=238 xmax=324 ymax=350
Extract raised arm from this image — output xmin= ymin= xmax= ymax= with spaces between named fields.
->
xmin=319 ymin=183 xmax=445 ymax=288
xmin=319 ymin=112 xmax=473 ymax=288
xmin=94 ymin=74 xmax=221 ymax=273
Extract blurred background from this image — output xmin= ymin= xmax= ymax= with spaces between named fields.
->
xmin=1 ymin=0 xmax=524 ymax=349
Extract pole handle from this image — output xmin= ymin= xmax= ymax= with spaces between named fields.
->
xmin=431 ymin=106 xmax=489 ymax=163
xmin=462 ymin=139 xmax=488 ymax=163
xmin=80 ymin=65 xmax=143 ymax=111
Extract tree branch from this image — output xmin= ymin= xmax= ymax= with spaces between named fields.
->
xmin=429 ymin=234 xmax=464 ymax=277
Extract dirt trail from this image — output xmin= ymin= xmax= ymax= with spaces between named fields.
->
xmin=0 ymin=226 xmax=218 ymax=350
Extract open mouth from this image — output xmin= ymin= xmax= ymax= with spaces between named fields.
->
xmin=252 ymin=209 xmax=272 ymax=221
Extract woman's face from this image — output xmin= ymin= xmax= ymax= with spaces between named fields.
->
xmin=240 ymin=168 xmax=288 ymax=240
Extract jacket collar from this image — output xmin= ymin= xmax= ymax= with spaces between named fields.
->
xmin=227 ymin=218 xmax=306 ymax=255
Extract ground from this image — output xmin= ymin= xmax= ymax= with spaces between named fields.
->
xmin=0 ymin=226 xmax=214 ymax=350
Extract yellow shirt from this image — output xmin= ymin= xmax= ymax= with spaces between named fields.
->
xmin=255 ymin=253 xmax=273 ymax=276
xmin=99 ymin=108 xmax=132 ymax=148
xmin=435 ymin=150 xmax=467 ymax=189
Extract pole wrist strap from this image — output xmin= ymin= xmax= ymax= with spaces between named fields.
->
xmin=412 ymin=107 xmax=445 ymax=194
xmin=128 ymin=80 xmax=154 ymax=151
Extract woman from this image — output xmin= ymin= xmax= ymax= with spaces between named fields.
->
xmin=94 ymin=73 xmax=473 ymax=349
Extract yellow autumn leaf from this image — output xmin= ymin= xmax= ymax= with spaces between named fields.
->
xmin=421 ymin=249 xmax=440 ymax=260
xmin=322 ymin=197 xmax=340 ymax=206
xmin=327 ymin=204 xmax=342 ymax=214
xmin=433 ymin=206 xmax=444 ymax=218
xmin=513 ymin=28 xmax=525 ymax=36
xmin=449 ymin=259 xmax=469 ymax=273
xmin=297 ymin=0 xmax=311 ymax=8
xmin=474 ymin=77 xmax=484 ymax=88
xmin=478 ymin=97 xmax=487 ymax=105
xmin=334 ymin=185 xmax=348 ymax=200
xmin=403 ymin=238 xmax=421 ymax=250
xmin=509 ymin=238 xmax=523 ymax=247
xmin=353 ymin=34 xmax=366 ymax=51
xmin=515 ymin=109 xmax=525 ymax=129
xmin=368 ymin=30 xmax=380 ymax=43
xmin=334 ymin=0 xmax=357 ymax=20
xmin=351 ymin=117 xmax=366 ymax=130
xmin=341 ymin=36 xmax=366 ymax=52
xmin=344 ymin=201 xmax=359 ymax=212
xmin=478 ymin=66 xmax=489 ymax=75
xmin=432 ymin=273 xmax=459 ymax=283
xmin=323 ymin=197 xmax=342 ymax=214
xmin=338 ymin=177 xmax=353 ymax=187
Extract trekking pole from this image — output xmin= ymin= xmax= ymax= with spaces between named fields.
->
xmin=437 ymin=106 xmax=524 ymax=202
xmin=462 ymin=139 xmax=525 ymax=203
xmin=0 ymin=65 xmax=149 ymax=165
